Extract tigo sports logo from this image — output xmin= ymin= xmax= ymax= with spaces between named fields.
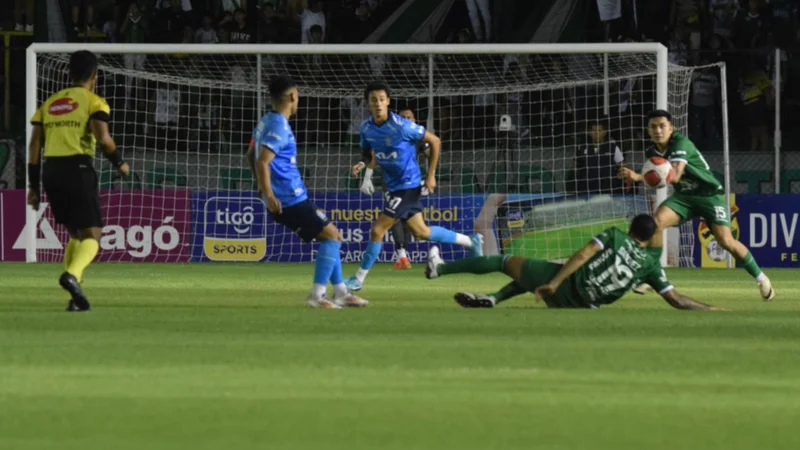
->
xmin=48 ymin=97 xmax=79 ymax=116
xmin=203 ymin=196 xmax=267 ymax=261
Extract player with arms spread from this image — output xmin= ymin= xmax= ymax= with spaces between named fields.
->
xmin=426 ymin=215 xmax=723 ymax=310
xmin=246 ymin=75 xmax=367 ymax=309
xmin=28 ymin=50 xmax=130 ymax=312
xmin=619 ymin=109 xmax=774 ymax=301
xmin=347 ymin=82 xmax=483 ymax=291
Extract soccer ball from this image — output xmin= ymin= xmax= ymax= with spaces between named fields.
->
xmin=642 ymin=157 xmax=674 ymax=188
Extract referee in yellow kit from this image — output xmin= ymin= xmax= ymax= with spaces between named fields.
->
xmin=27 ymin=50 xmax=130 ymax=312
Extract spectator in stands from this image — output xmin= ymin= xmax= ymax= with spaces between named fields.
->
xmin=568 ymin=117 xmax=624 ymax=195
xmin=765 ymin=0 xmax=799 ymax=47
xmin=343 ymin=2 xmax=375 ymax=43
xmin=14 ymin=0 xmax=35 ymax=31
xmin=217 ymin=11 xmax=234 ymax=42
xmin=220 ymin=0 xmax=244 ymax=13
xmin=671 ymin=0 xmax=703 ymax=50
xmin=466 ymin=0 xmax=491 ymax=42
xmin=196 ymin=14 xmax=219 ymax=43
xmin=102 ymin=5 xmax=122 ymax=43
xmin=229 ymin=8 xmax=254 ymax=44
xmin=73 ymin=0 xmax=95 ymax=31
xmin=739 ymin=61 xmax=773 ymax=152
xmin=259 ymin=2 xmax=287 ymax=43
xmin=733 ymin=0 xmax=767 ymax=49
xmin=300 ymin=0 xmax=326 ymax=43
xmin=121 ymin=1 xmax=148 ymax=109
xmin=708 ymin=0 xmax=740 ymax=41
xmin=153 ymin=0 xmax=187 ymax=42
xmin=690 ymin=66 xmax=722 ymax=151
xmin=635 ymin=0 xmax=671 ymax=43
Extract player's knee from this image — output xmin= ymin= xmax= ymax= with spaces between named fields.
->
xmin=716 ymin=233 xmax=736 ymax=250
xmin=369 ymin=226 xmax=387 ymax=242
xmin=409 ymin=225 xmax=429 ymax=240
xmin=318 ymin=224 xmax=341 ymax=242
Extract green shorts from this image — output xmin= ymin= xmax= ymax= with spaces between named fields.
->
xmin=660 ymin=193 xmax=729 ymax=227
xmin=517 ymin=259 xmax=590 ymax=309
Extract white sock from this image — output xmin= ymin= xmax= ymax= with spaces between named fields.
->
xmin=333 ymin=283 xmax=349 ymax=298
xmin=311 ymin=283 xmax=327 ymax=299
xmin=756 ymin=272 xmax=767 ymax=283
xmin=397 ymin=248 xmax=408 ymax=259
xmin=454 ymin=233 xmax=472 ymax=247
xmin=355 ymin=268 xmax=369 ymax=283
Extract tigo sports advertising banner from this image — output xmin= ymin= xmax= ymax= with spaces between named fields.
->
xmin=190 ymin=191 xmax=485 ymax=263
xmin=0 ymin=190 xmax=191 ymax=262
xmin=693 ymin=194 xmax=799 ymax=268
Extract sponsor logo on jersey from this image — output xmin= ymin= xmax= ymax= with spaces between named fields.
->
xmin=48 ymin=97 xmax=79 ymax=116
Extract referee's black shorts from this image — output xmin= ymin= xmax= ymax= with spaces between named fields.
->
xmin=42 ymin=155 xmax=103 ymax=230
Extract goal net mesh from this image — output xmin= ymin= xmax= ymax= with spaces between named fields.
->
xmin=33 ymin=50 xmax=699 ymax=266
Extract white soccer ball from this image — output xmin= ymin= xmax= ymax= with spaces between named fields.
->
xmin=641 ymin=156 xmax=674 ymax=188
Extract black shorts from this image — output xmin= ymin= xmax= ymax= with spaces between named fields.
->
xmin=42 ymin=155 xmax=103 ymax=230
xmin=383 ymin=187 xmax=423 ymax=220
xmin=270 ymin=199 xmax=330 ymax=242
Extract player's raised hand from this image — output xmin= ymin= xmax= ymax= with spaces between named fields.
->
xmin=424 ymin=175 xmax=436 ymax=194
xmin=118 ymin=162 xmax=131 ymax=178
xmin=27 ymin=190 xmax=40 ymax=211
xmin=352 ymin=162 xmax=366 ymax=177
xmin=266 ymin=195 xmax=282 ymax=215
xmin=534 ymin=284 xmax=557 ymax=303
xmin=618 ymin=165 xmax=642 ymax=182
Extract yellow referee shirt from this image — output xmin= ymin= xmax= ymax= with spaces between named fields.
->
xmin=30 ymin=87 xmax=111 ymax=158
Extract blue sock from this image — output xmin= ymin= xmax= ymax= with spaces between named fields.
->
xmin=360 ymin=241 xmax=383 ymax=271
xmin=429 ymin=226 xmax=458 ymax=244
xmin=314 ymin=240 xmax=340 ymax=286
xmin=330 ymin=245 xmax=344 ymax=285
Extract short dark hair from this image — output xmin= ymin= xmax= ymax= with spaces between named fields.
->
xmin=310 ymin=24 xmax=323 ymax=35
xmin=629 ymin=214 xmax=657 ymax=242
xmin=69 ymin=50 xmax=98 ymax=84
xmin=269 ymin=75 xmax=296 ymax=102
xmin=647 ymin=109 xmax=672 ymax=123
xmin=364 ymin=81 xmax=390 ymax=101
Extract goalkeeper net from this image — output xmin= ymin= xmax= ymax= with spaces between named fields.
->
xmin=28 ymin=44 xmax=708 ymax=266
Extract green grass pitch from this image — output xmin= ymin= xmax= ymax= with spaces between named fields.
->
xmin=1 ymin=263 xmax=799 ymax=450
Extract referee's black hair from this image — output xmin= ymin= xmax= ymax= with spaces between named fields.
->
xmin=629 ymin=214 xmax=658 ymax=242
xmin=647 ymin=109 xmax=673 ymax=123
xmin=69 ymin=50 xmax=98 ymax=84
xmin=364 ymin=81 xmax=391 ymax=101
xmin=269 ymin=75 xmax=296 ymax=103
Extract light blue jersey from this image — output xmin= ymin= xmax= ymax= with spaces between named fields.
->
xmin=253 ymin=111 xmax=307 ymax=207
xmin=360 ymin=111 xmax=426 ymax=192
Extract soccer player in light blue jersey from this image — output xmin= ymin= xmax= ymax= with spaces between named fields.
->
xmin=247 ymin=75 xmax=368 ymax=309
xmin=347 ymin=81 xmax=483 ymax=291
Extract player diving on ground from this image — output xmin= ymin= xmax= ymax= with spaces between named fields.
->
xmin=426 ymin=214 xmax=725 ymax=311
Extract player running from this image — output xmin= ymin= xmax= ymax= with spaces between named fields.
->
xmin=619 ymin=109 xmax=774 ymax=301
xmin=28 ymin=50 xmax=130 ymax=311
xmin=426 ymin=215 xmax=724 ymax=310
xmin=247 ymin=75 xmax=367 ymax=309
xmin=347 ymin=82 xmax=483 ymax=291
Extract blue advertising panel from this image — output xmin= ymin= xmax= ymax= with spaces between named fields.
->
xmin=736 ymin=194 xmax=800 ymax=267
xmin=191 ymin=191 xmax=487 ymax=263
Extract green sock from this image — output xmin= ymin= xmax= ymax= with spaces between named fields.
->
xmin=489 ymin=281 xmax=527 ymax=304
xmin=737 ymin=251 xmax=763 ymax=279
xmin=438 ymin=255 xmax=507 ymax=276
xmin=647 ymin=246 xmax=663 ymax=261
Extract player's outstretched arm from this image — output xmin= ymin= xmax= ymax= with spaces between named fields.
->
xmin=353 ymin=148 xmax=376 ymax=195
xmin=661 ymin=288 xmax=727 ymax=311
xmin=668 ymin=160 xmax=687 ymax=184
xmin=90 ymin=119 xmax=129 ymax=176
xmin=535 ymin=240 xmax=602 ymax=301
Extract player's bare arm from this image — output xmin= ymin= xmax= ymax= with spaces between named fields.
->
xmin=245 ymin=140 xmax=257 ymax=185
xmin=90 ymin=118 xmax=129 ymax=176
xmin=669 ymin=160 xmax=687 ymax=184
xmin=352 ymin=148 xmax=375 ymax=176
xmin=535 ymin=239 xmax=602 ymax=301
xmin=257 ymin=146 xmax=281 ymax=214
xmin=661 ymin=289 xmax=726 ymax=311
xmin=422 ymin=131 xmax=441 ymax=194
xmin=618 ymin=165 xmax=643 ymax=183
xmin=27 ymin=124 xmax=44 ymax=210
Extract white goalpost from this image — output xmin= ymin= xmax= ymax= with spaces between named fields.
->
xmin=25 ymin=42 xmax=723 ymax=267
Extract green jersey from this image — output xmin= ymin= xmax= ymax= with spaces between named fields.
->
xmin=571 ymin=228 xmax=672 ymax=307
xmin=646 ymin=132 xmax=722 ymax=196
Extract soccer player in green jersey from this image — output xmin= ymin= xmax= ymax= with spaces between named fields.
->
xmin=425 ymin=215 xmax=723 ymax=310
xmin=619 ymin=110 xmax=774 ymax=301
